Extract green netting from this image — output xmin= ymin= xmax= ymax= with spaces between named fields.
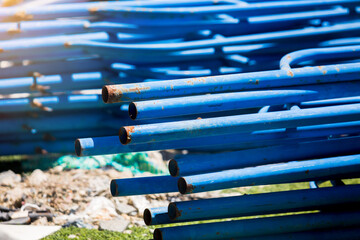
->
xmin=55 ymin=152 xmax=167 ymax=175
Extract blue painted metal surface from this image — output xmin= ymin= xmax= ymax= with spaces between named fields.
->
xmin=129 ymin=81 xmax=360 ymax=120
xmin=178 ymin=154 xmax=360 ymax=194
xmin=169 ymin=136 xmax=360 ymax=177
xmin=120 ymin=103 xmax=360 ymax=144
xmin=154 ymin=211 xmax=360 ymax=240
xmin=168 ymin=185 xmax=360 ymax=222
xmin=103 ymin=62 xmax=360 ymax=103
xmin=238 ymin=227 xmax=360 ymax=240
xmin=1 ymin=0 xmax=360 ymax=238
xmin=110 ymin=176 xmax=178 ymax=196
xmin=77 ymin=121 xmax=360 ymax=156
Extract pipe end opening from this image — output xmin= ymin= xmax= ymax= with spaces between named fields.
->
xmin=143 ymin=209 xmax=152 ymax=226
xmin=74 ymin=139 xmax=82 ymax=157
xmin=119 ymin=127 xmax=131 ymax=145
xmin=168 ymin=159 xmax=179 ymax=177
xmin=110 ymin=180 xmax=118 ymax=196
xmin=168 ymin=202 xmax=180 ymax=220
xmin=102 ymin=86 xmax=110 ymax=103
xmin=153 ymin=229 xmax=163 ymax=240
xmin=178 ymin=177 xmax=192 ymax=194
xmin=128 ymin=102 xmax=138 ymax=120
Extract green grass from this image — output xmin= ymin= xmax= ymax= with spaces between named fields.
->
xmin=42 ymin=226 xmax=153 ymax=240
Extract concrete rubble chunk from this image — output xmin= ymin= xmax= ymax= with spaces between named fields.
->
xmin=99 ymin=216 xmax=130 ymax=232
xmin=114 ymin=199 xmax=137 ymax=214
xmin=28 ymin=169 xmax=48 ymax=187
xmin=0 ymin=170 xmax=21 ymax=187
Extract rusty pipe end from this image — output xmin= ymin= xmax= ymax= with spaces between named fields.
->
xmin=153 ymin=229 xmax=163 ymax=240
xmin=178 ymin=177 xmax=194 ymax=194
xmin=119 ymin=127 xmax=132 ymax=145
xmin=128 ymin=102 xmax=138 ymax=120
xmin=168 ymin=202 xmax=181 ymax=220
xmin=110 ymin=180 xmax=118 ymax=196
xmin=102 ymin=85 xmax=121 ymax=104
xmin=168 ymin=159 xmax=179 ymax=177
xmin=143 ymin=209 xmax=152 ymax=226
xmin=74 ymin=139 xmax=82 ymax=157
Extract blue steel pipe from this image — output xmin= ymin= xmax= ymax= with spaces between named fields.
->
xmin=153 ymin=211 xmax=360 ymax=240
xmin=168 ymin=185 xmax=360 ymax=222
xmin=300 ymin=96 xmax=360 ymax=108
xmin=0 ymin=111 xmax=132 ymax=135
xmin=178 ymin=154 xmax=360 ymax=194
xmin=239 ymin=227 xmax=360 ymax=240
xmin=77 ymin=121 xmax=360 ymax=156
xmin=0 ymin=139 xmax=76 ymax=155
xmin=0 ymin=94 xmax=108 ymax=113
xmin=0 ymin=128 xmax=116 ymax=143
xmin=129 ymin=81 xmax=360 ymax=120
xmin=110 ymin=175 xmax=178 ymax=196
xmin=169 ymin=136 xmax=360 ymax=177
xmin=280 ymin=45 xmax=360 ymax=70
xmin=0 ymin=32 xmax=111 ymax=60
xmin=143 ymin=207 xmax=171 ymax=226
xmin=0 ymin=59 xmax=111 ymax=79
xmin=98 ymin=0 xmax=360 ymax=20
xmin=102 ymin=62 xmax=360 ymax=103
xmin=120 ymin=103 xmax=360 ymax=145
xmin=75 ymin=22 xmax=360 ymax=64
xmin=0 ymin=1 xmax=222 ymax=21
xmin=0 ymin=71 xmax=117 ymax=94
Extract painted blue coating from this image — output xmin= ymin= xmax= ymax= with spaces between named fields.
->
xmin=280 ymin=45 xmax=360 ymax=70
xmin=130 ymin=81 xmax=360 ymax=120
xmin=239 ymin=227 xmax=360 ymax=240
xmin=154 ymin=211 xmax=360 ymax=240
xmin=77 ymin=121 xmax=360 ymax=156
xmin=168 ymin=185 xmax=360 ymax=221
xmin=110 ymin=175 xmax=178 ymax=196
xmin=170 ymin=136 xmax=360 ymax=177
xmin=99 ymin=0 xmax=360 ymax=20
xmin=300 ymin=96 xmax=360 ymax=108
xmin=0 ymin=71 xmax=117 ymax=94
xmin=0 ymin=94 xmax=109 ymax=113
xmin=76 ymin=22 xmax=360 ymax=64
xmin=143 ymin=207 xmax=171 ymax=226
xmin=103 ymin=62 xmax=360 ymax=103
xmin=0 ymin=32 xmax=110 ymax=60
xmin=0 ymin=128 xmax=115 ymax=143
xmin=178 ymin=154 xmax=360 ymax=194
xmin=0 ymin=20 xmax=90 ymax=40
xmin=0 ymin=59 xmax=110 ymax=79
xmin=0 ymin=139 xmax=75 ymax=155
xmin=0 ymin=112 xmax=130 ymax=135
xmin=120 ymin=103 xmax=360 ymax=144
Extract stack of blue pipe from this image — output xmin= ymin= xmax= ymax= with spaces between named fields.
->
xmin=76 ymin=1 xmax=360 ymax=239
xmin=3 ymin=0 xmax=360 ymax=155
xmin=1 ymin=0 xmax=360 ymax=238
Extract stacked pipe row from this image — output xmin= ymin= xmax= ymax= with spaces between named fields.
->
xmin=73 ymin=2 xmax=360 ymax=239
xmin=2 ymin=0 xmax=360 ymax=155
xmin=102 ymin=45 xmax=360 ymax=239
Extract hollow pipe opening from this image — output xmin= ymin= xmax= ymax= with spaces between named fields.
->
xmin=168 ymin=159 xmax=180 ymax=177
xmin=119 ymin=127 xmax=131 ymax=145
xmin=74 ymin=139 xmax=82 ymax=157
xmin=168 ymin=202 xmax=180 ymax=220
xmin=143 ymin=209 xmax=152 ymax=226
xmin=153 ymin=229 xmax=163 ymax=240
xmin=110 ymin=180 xmax=118 ymax=196
xmin=178 ymin=177 xmax=192 ymax=194
xmin=128 ymin=102 xmax=138 ymax=120
xmin=102 ymin=85 xmax=110 ymax=103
